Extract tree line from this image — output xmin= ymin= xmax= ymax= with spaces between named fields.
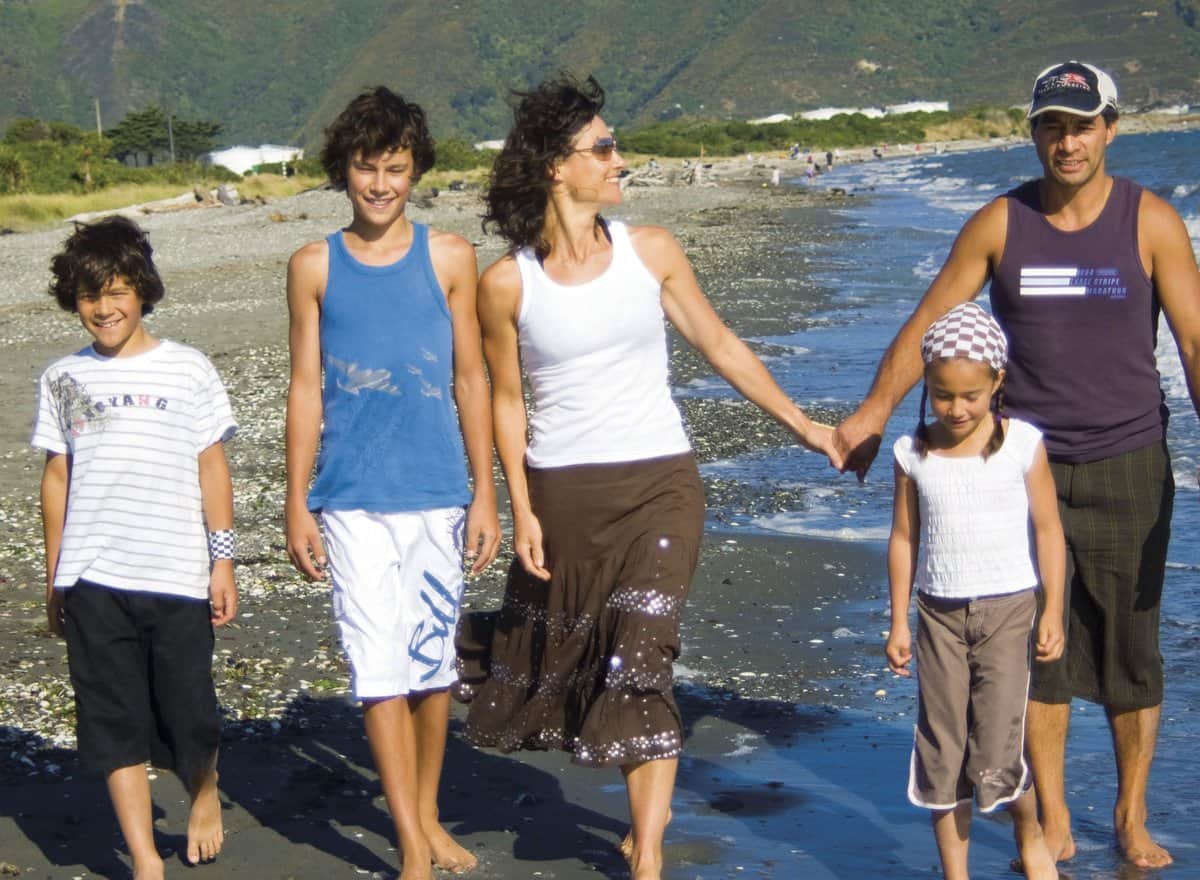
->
xmin=0 ymin=106 xmax=230 ymax=195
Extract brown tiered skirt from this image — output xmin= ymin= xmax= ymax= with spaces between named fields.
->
xmin=458 ymin=453 xmax=704 ymax=767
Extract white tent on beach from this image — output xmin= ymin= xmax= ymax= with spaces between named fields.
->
xmin=207 ymin=144 xmax=304 ymax=176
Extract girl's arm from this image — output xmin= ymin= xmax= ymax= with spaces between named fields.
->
xmin=633 ymin=225 xmax=843 ymax=470
xmin=1026 ymin=441 xmax=1066 ymax=662
xmin=478 ymin=257 xmax=550 ymax=581
xmin=434 ymin=230 xmax=501 ymax=573
xmin=886 ymin=461 xmax=920 ymax=675
xmin=40 ymin=451 xmax=69 ymax=637
xmin=199 ymin=440 xmax=237 ymax=626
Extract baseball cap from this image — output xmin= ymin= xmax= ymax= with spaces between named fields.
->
xmin=1027 ymin=61 xmax=1119 ymax=120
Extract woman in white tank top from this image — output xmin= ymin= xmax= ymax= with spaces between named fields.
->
xmin=459 ymin=74 xmax=841 ymax=880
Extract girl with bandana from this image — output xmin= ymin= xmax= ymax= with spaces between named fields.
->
xmin=886 ymin=302 xmax=1066 ymax=880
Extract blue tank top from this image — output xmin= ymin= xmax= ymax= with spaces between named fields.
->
xmin=989 ymin=176 xmax=1166 ymax=463
xmin=307 ymin=224 xmax=469 ymax=512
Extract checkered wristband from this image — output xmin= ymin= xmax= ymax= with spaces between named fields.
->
xmin=207 ymin=529 xmax=236 ymax=561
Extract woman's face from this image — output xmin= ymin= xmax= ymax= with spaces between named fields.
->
xmin=555 ymin=116 xmax=626 ymax=205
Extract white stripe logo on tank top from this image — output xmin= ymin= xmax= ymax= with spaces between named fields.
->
xmin=1019 ymin=266 xmax=1128 ymax=299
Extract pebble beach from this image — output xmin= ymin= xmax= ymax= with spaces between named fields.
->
xmin=5 ymin=137 xmax=1193 ymax=878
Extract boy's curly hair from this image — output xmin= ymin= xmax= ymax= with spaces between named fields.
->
xmin=483 ymin=74 xmax=606 ymax=259
xmin=48 ymin=216 xmax=164 ymax=315
xmin=320 ymin=87 xmax=436 ymax=188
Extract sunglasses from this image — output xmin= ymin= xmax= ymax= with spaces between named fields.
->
xmin=572 ymin=136 xmax=618 ymax=160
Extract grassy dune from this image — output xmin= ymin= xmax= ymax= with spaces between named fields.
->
xmin=0 ymin=175 xmax=328 ymax=233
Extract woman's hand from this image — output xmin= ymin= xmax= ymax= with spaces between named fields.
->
xmin=793 ymin=419 xmax=844 ymax=471
xmin=513 ymin=510 xmax=551 ymax=581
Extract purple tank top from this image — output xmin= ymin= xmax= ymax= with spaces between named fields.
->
xmin=988 ymin=176 xmax=1166 ymax=463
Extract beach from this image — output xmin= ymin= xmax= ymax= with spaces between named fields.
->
xmin=0 ymin=168 xmax=901 ymax=879
xmin=2 ymin=135 xmax=1197 ymax=878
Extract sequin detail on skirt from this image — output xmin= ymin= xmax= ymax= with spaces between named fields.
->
xmin=458 ymin=453 xmax=704 ymax=767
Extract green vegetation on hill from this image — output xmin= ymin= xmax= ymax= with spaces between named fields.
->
xmin=621 ymin=107 xmax=1026 ymax=156
xmin=0 ymin=114 xmax=235 ymax=197
xmin=1 ymin=1 xmax=1198 ymax=149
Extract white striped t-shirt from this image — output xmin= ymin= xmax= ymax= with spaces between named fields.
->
xmin=31 ymin=339 xmax=237 ymax=600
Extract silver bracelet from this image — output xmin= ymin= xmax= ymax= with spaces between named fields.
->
xmin=207 ymin=529 xmax=236 ymax=561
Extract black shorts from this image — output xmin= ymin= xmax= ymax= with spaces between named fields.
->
xmin=63 ymin=581 xmax=219 ymax=779
xmin=1031 ymin=441 xmax=1173 ymax=710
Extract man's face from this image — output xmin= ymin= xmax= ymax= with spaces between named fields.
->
xmin=1032 ymin=110 xmax=1116 ymax=190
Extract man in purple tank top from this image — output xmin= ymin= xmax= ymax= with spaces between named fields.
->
xmin=834 ymin=62 xmax=1200 ymax=871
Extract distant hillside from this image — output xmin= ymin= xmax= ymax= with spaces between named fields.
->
xmin=2 ymin=0 xmax=1198 ymax=149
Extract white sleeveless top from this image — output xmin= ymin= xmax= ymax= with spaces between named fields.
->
xmin=893 ymin=417 xmax=1042 ymax=600
xmin=515 ymin=220 xmax=691 ymax=468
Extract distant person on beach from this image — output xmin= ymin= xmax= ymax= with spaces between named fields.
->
xmin=455 ymin=73 xmax=841 ymax=880
xmin=34 ymin=216 xmax=238 ymax=877
xmin=834 ymin=60 xmax=1200 ymax=869
xmin=284 ymin=87 xmax=499 ymax=878
xmin=886 ymin=302 xmax=1064 ymax=880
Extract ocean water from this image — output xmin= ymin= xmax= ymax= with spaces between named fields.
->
xmin=682 ymin=128 xmax=1200 ymax=876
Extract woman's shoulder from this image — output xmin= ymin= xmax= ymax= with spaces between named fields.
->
xmin=478 ymin=254 xmax=524 ymax=311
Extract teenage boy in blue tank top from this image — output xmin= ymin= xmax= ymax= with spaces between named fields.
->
xmin=285 ymin=87 xmax=500 ymax=879
xmin=834 ymin=62 xmax=1200 ymax=870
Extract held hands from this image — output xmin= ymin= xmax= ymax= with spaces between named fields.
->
xmin=886 ymin=624 xmax=913 ymax=676
xmin=209 ymin=561 xmax=238 ymax=626
xmin=513 ymin=509 xmax=551 ymax=581
xmin=464 ymin=495 xmax=501 ymax=574
xmin=1035 ymin=610 xmax=1065 ymax=663
xmin=832 ymin=408 xmax=884 ymax=482
xmin=286 ymin=505 xmax=327 ymax=581
xmin=795 ymin=420 xmax=845 ymax=471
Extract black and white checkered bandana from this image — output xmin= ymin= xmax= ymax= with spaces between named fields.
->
xmin=921 ymin=302 xmax=1008 ymax=372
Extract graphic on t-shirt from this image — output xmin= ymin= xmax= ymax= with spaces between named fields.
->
xmin=50 ymin=373 xmax=108 ymax=438
xmin=326 ymin=354 xmax=400 ymax=395
xmin=1019 ymin=266 xmax=1128 ymax=299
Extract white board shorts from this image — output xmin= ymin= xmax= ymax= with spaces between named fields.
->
xmin=321 ymin=507 xmax=466 ymax=700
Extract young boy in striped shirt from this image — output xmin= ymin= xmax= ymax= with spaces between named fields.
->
xmin=33 ymin=216 xmax=237 ymax=879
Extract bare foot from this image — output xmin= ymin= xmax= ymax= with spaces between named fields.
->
xmin=620 ymin=808 xmax=672 ymax=862
xmin=425 ymin=823 xmax=477 ymax=874
xmin=1010 ymin=825 xmax=1073 ymax=873
xmin=1015 ymin=828 xmax=1059 ymax=880
xmin=186 ymin=778 xmax=224 ymax=864
xmin=1044 ymin=824 xmax=1076 ymax=863
xmin=1118 ymin=822 xmax=1172 ymax=869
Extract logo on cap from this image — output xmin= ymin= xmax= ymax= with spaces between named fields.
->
xmin=1028 ymin=61 xmax=1118 ymax=120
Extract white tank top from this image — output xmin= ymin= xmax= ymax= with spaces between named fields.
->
xmin=516 ymin=220 xmax=691 ymax=468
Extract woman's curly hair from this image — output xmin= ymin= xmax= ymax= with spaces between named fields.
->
xmin=320 ymin=86 xmax=436 ymax=188
xmin=483 ymin=74 xmax=606 ymax=258
xmin=48 ymin=216 xmax=164 ymax=314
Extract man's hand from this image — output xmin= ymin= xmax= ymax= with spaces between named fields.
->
xmin=1035 ymin=611 xmax=1065 ymax=663
xmin=833 ymin=408 xmax=885 ymax=481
